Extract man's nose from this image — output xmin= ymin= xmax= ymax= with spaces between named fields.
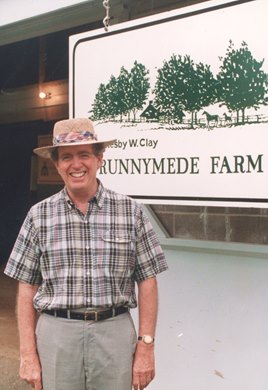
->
xmin=71 ymin=155 xmax=83 ymax=166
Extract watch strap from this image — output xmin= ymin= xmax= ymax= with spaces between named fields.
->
xmin=138 ymin=335 xmax=155 ymax=344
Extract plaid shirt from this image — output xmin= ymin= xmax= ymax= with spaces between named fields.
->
xmin=4 ymin=181 xmax=167 ymax=310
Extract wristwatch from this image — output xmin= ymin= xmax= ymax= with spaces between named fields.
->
xmin=138 ymin=335 xmax=155 ymax=345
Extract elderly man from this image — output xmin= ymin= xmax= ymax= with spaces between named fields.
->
xmin=4 ymin=118 xmax=168 ymax=390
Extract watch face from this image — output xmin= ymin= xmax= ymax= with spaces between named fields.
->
xmin=143 ymin=335 xmax=154 ymax=344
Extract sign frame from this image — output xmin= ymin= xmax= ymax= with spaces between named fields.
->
xmin=69 ymin=0 xmax=268 ymax=207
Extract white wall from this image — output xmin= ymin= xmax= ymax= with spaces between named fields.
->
xmin=133 ymin=241 xmax=268 ymax=390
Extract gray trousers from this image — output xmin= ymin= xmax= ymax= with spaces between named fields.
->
xmin=36 ymin=312 xmax=137 ymax=390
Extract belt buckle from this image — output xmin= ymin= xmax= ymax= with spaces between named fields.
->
xmin=84 ymin=310 xmax=98 ymax=321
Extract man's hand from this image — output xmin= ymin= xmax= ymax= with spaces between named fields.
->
xmin=20 ymin=352 xmax=42 ymax=389
xmin=132 ymin=342 xmax=155 ymax=390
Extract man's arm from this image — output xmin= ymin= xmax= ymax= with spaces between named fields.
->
xmin=132 ymin=277 xmax=158 ymax=390
xmin=17 ymin=281 xmax=42 ymax=390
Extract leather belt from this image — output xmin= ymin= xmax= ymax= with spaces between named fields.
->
xmin=42 ymin=306 xmax=128 ymax=321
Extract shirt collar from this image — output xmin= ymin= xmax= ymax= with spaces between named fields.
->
xmin=61 ymin=180 xmax=105 ymax=210
xmin=95 ymin=179 xmax=105 ymax=209
xmin=61 ymin=187 xmax=74 ymax=210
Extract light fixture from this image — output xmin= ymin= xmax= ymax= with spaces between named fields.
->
xmin=39 ymin=91 xmax=51 ymax=99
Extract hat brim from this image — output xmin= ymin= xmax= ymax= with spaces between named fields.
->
xmin=33 ymin=139 xmax=116 ymax=159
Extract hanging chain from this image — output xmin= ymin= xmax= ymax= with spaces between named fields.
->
xmin=103 ymin=0 xmax=110 ymax=31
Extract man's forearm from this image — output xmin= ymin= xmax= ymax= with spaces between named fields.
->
xmin=17 ymin=282 xmax=43 ymax=389
xmin=137 ymin=277 xmax=158 ymax=337
xmin=17 ymin=282 xmax=39 ymax=356
xmin=132 ymin=277 xmax=158 ymax=390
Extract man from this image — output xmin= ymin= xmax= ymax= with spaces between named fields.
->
xmin=4 ymin=118 xmax=168 ymax=390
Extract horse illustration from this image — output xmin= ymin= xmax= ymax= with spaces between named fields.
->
xmin=202 ymin=111 xmax=219 ymax=129
xmin=223 ymin=112 xmax=232 ymax=125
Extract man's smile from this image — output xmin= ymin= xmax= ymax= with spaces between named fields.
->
xmin=69 ymin=171 xmax=86 ymax=178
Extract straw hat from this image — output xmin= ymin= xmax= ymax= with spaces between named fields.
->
xmin=33 ymin=118 xmax=116 ymax=159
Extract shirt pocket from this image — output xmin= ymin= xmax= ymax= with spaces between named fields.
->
xmin=100 ymin=231 xmax=135 ymax=277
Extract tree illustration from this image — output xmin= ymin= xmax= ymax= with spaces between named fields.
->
xmin=217 ymin=40 xmax=268 ymax=124
xmin=92 ymin=74 xmax=126 ymax=121
xmin=109 ymin=69 xmax=130 ymax=121
xmin=117 ymin=66 xmax=132 ymax=120
xmin=91 ymin=83 xmax=110 ymax=120
xmin=154 ymin=54 xmax=217 ymax=126
xmin=91 ymin=61 xmax=150 ymax=122
xmin=128 ymin=61 xmax=150 ymax=121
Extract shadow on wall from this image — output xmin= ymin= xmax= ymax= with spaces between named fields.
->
xmin=0 ymin=120 xmax=55 ymax=265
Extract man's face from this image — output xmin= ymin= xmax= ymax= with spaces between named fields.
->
xmin=55 ymin=144 xmax=103 ymax=197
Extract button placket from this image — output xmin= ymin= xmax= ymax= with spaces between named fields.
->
xmin=83 ymin=214 xmax=92 ymax=306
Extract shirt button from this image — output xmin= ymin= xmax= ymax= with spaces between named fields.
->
xmin=86 ymin=245 xmax=90 ymax=250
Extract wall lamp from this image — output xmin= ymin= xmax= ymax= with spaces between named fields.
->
xmin=39 ymin=91 xmax=51 ymax=99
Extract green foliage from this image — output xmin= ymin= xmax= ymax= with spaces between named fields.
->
xmin=91 ymin=83 xmax=110 ymax=120
xmin=91 ymin=61 xmax=150 ymax=121
xmin=128 ymin=62 xmax=150 ymax=120
xmin=217 ymin=40 xmax=268 ymax=123
xmin=91 ymin=40 xmax=268 ymax=126
xmin=153 ymin=54 xmax=217 ymax=124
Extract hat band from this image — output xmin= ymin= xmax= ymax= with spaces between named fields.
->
xmin=53 ymin=130 xmax=98 ymax=145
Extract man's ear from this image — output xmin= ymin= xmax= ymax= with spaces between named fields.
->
xmin=52 ymin=160 xmax=60 ymax=173
xmin=97 ymin=154 xmax=104 ymax=168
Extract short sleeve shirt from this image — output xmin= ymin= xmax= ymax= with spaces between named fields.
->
xmin=4 ymin=182 xmax=168 ymax=310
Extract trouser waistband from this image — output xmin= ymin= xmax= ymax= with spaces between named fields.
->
xmin=42 ymin=306 xmax=129 ymax=321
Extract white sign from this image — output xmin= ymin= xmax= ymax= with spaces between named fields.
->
xmin=69 ymin=0 xmax=268 ymax=207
